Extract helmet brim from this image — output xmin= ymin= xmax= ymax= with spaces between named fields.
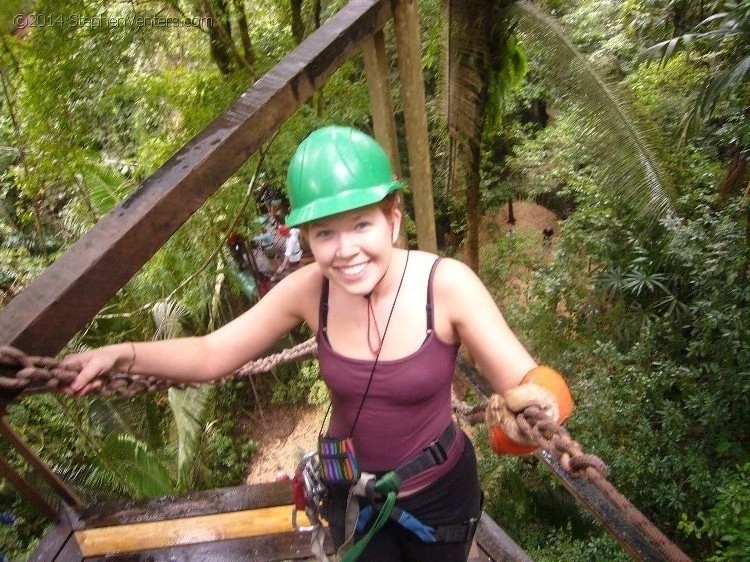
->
xmin=285 ymin=180 xmax=401 ymax=227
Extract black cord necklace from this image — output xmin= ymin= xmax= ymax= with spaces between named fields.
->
xmin=319 ymin=250 xmax=410 ymax=439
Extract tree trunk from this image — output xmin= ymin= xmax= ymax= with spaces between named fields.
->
xmin=205 ymin=0 xmax=233 ymax=74
xmin=465 ymin=143 xmax=481 ymax=272
xmin=291 ymin=0 xmax=305 ymax=45
xmin=232 ymin=0 xmax=256 ymax=74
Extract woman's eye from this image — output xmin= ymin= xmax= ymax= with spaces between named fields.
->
xmin=355 ymin=221 xmax=370 ymax=230
xmin=314 ymin=229 xmax=333 ymax=239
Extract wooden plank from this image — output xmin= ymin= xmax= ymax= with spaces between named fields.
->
xmin=79 ymin=481 xmax=293 ymax=528
xmin=455 ymin=356 xmax=670 ymax=561
xmin=393 ymin=0 xmax=437 ymax=252
xmin=0 ymin=0 xmax=393 ymax=359
xmin=84 ymin=530 xmax=334 ymax=562
xmin=75 ymin=504 xmax=313 ymax=557
xmin=29 ymin=522 xmax=75 ymax=562
xmin=474 ymin=512 xmax=532 ymax=562
xmin=29 ymin=500 xmax=83 ymax=561
xmin=52 ymin=534 xmax=85 ymax=562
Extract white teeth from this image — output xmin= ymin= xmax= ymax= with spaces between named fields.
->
xmin=339 ymin=262 xmax=367 ymax=276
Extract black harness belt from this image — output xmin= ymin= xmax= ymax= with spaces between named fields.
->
xmin=357 ymin=423 xmax=479 ymax=544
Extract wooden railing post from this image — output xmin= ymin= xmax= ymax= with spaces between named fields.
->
xmin=392 ymin=0 xmax=437 ymax=252
xmin=362 ymin=29 xmax=408 ymax=248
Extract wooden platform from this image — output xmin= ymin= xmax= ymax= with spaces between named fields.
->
xmin=30 ymin=481 xmax=530 ymax=561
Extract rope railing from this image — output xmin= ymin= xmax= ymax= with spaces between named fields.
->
xmin=0 ymin=338 xmax=318 ymax=398
xmin=1 ymin=342 xmax=691 ymax=561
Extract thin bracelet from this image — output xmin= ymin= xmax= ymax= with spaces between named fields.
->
xmin=125 ymin=342 xmax=136 ymax=374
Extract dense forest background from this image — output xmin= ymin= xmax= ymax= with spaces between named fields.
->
xmin=0 ymin=0 xmax=748 ymax=560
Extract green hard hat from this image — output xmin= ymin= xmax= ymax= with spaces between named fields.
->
xmin=285 ymin=126 xmax=402 ymax=226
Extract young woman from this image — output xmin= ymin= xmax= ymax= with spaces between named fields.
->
xmin=64 ymin=126 xmax=571 ymax=561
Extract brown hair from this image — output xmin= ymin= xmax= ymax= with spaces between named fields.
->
xmin=300 ymin=192 xmax=400 ymax=244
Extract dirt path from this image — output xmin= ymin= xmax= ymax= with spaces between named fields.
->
xmin=245 ymin=404 xmax=325 ymax=483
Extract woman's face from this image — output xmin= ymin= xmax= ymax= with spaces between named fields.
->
xmin=307 ymin=203 xmax=401 ymax=295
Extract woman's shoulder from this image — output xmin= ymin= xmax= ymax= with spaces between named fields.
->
xmin=401 ymin=250 xmax=475 ymax=285
xmin=430 ymin=256 xmax=485 ymax=306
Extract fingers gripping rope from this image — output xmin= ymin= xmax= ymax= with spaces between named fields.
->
xmin=0 ymin=338 xmax=318 ymax=398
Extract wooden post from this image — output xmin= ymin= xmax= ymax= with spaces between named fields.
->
xmin=0 ymin=418 xmax=83 ymax=509
xmin=362 ymin=30 xmax=408 ymax=248
xmin=0 ymin=455 xmax=59 ymax=521
xmin=392 ymin=0 xmax=437 ymax=252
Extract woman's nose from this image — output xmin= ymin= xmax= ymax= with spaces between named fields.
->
xmin=335 ymin=232 xmax=359 ymax=258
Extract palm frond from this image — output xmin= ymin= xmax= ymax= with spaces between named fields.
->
xmin=88 ymin=397 xmax=165 ymax=450
xmin=100 ymin=433 xmax=173 ymax=498
xmin=80 ymin=161 xmax=134 ymax=216
xmin=168 ymin=385 xmax=213 ymax=492
xmin=151 ymin=299 xmax=189 ymax=340
xmin=513 ymin=0 xmax=675 ymax=221
xmin=53 ymin=462 xmax=128 ymax=502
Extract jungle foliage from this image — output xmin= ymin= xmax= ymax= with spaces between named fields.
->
xmin=0 ymin=0 xmax=748 ymax=560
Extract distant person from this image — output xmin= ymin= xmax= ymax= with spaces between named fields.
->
xmin=543 ymin=226 xmax=554 ymax=247
xmin=63 ymin=126 xmax=573 ymax=561
xmin=272 ymin=225 xmax=302 ymax=280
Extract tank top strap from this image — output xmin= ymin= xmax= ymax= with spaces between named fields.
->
xmin=319 ymin=277 xmax=330 ymax=334
xmin=319 ymin=258 xmax=439 ymax=335
xmin=426 ymin=258 xmax=441 ymax=332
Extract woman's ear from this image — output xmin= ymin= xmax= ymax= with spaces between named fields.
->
xmin=391 ymin=207 xmax=402 ymax=244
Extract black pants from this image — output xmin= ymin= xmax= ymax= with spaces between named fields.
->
xmin=323 ymin=435 xmax=482 ymax=562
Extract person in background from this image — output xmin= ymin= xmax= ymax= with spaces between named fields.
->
xmin=63 ymin=126 xmax=572 ymax=561
xmin=272 ymin=224 xmax=302 ymax=280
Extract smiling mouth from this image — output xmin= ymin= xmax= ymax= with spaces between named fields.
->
xmin=336 ymin=262 xmax=369 ymax=277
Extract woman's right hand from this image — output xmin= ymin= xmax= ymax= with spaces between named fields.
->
xmin=60 ymin=343 xmax=131 ymax=397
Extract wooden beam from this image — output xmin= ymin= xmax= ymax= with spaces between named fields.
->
xmin=362 ymin=29 xmax=408 ymax=249
xmin=0 ymin=418 xmax=82 ymax=509
xmin=75 ymin=504 xmax=313 ymax=557
xmin=0 ymin=0 xmax=393 ymax=358
xmin=79 ymin=481 xmax=294 ymax=528
xmin=474 ymin=512 xmax=533 ymax=562
xmin=0 ymin=454 xmax=58 ymax=521
xmin=393 ymin=0 xmax=437 ymax=252
xmin=363 ymin=30 xmax=401 ymax=176
xmin=28 ymin=506 xmax=80 ymax=562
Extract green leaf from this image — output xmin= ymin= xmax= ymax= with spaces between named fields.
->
xmin=169 ymin=385 xmax=213 ymax=492
xmin=100 ymin=434 xmax=172 ymax=498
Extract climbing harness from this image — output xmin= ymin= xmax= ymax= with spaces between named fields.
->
xmin=292 ymin=452 xmax=326 ymax=532
xmin=343 ymin=423 xmax=478 ymax=550
xmin=292 ymin=452 xmax=331 ymax=561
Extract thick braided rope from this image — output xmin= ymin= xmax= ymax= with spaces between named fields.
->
xmin=0 ymin=339 xmax=318 ymax=399
xmin=452 ymin=399 xmax=691 ymax=562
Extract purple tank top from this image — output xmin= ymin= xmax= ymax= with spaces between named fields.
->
xmin=317 ymin=258 xmax=463 ymax=491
